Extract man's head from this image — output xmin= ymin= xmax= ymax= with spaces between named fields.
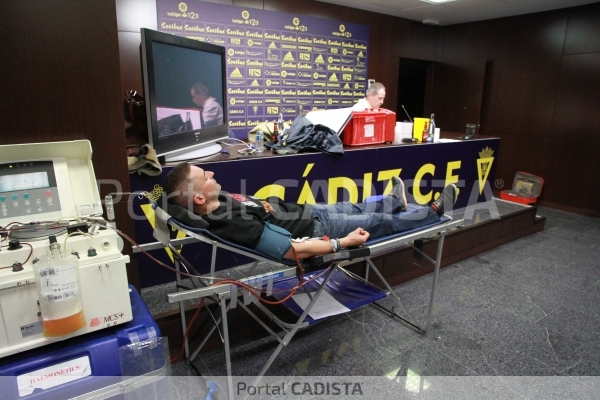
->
xmin=191 ymin=82 xmax=209 ymax=107
xmin=365 ymin=82 xmax=386 ymax=109
xmin=163 ymin=162 xmax=220 ymax=213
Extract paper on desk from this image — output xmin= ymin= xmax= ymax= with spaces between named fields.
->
xmin=292 ymin=290 xmax=350 ymax=320
xmin=393 ymin=122 xmax=413 ymax=144
xmin=305 ymin=107 xmax=353 ymax=135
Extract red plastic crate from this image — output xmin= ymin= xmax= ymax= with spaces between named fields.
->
xmin=379 ymin=108 xmax=396 ymax=143
xmin=342 ymin=109 xmax=387 ymax=146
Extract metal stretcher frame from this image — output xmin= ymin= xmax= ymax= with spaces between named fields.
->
xmin=136 ymin=208 xmax=463 ymax=398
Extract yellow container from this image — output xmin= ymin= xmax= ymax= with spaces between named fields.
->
xmin=413 ymin=118 xmax=430 ymax=142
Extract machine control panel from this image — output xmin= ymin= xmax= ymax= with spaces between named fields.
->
xmin=0 ymin=161 xmax=63 ymax=222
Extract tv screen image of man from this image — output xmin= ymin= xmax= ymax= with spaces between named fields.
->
xmin=191 ymin=82 xmax=224 ymax=128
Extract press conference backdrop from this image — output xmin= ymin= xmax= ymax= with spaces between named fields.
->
xmin=156 ymin=0 xmax=370 ymax=138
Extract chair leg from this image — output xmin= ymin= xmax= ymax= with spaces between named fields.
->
xmin=220 ymin=293 xmax=234 ymax=400
xmin=253 ymin=266 xmax=338 ymax=381
xmin=425 ymin=232 xmax=446 ymax=335
xmin=364 ymin=257 xmax=423 ymax=333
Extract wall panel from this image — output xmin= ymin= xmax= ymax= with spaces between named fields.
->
xmin=431 ymin=59 xmax=486 ymax=132
xmin=119 ymin=32 xmax=145 ymax=94
xmin=389 ymin=19 xmax=440 ymax=61
xmin=438 ymin=3 xmax=600 ymax=214
xmin=563 ymin=2 xmax=600 ymax=54
xmin=545 ymin=137 xmax=598 ymax=210
xmin=493 ymin=134 xmax=550 ymax=192
xmin=441 ymin=20 xmax=502 ymax=61
xmin=493 ymin=12 xmax=567 ymax=138
xmin=545 ymin=53 xmax=600 ymax=210
xmin=0 ymin=0 xmax=139 ymax=286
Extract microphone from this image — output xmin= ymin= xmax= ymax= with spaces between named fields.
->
xmin=401 ymin=105 xmax=412 ymax=122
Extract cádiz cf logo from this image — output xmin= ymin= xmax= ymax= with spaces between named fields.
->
xmin=477 ymin=147 xmax=494 ymax=194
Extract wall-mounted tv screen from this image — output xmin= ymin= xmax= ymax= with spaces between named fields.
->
xmin=140 ymin=28 xmax=228 ymax=162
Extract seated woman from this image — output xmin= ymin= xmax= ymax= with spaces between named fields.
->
xmin=162 ymin=162 xmax=457 ymax=261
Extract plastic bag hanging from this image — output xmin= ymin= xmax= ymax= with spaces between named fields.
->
xmin=34 ymin=247 xmax=86 ymax=337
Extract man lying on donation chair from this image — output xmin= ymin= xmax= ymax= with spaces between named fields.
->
xmin=162 ymin=162 xmax=458 ymax=261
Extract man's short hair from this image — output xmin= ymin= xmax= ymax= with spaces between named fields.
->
xmin=163 ymin=162 xmax=195 ymax=206
xmin=191 ymin=82 xmax=209 ymax=96
xmin=366 ymin=82 xmax=385 ymax=97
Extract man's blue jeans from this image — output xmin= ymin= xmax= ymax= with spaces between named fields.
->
xmin=308 ymin=196 xmax=439 ymax=240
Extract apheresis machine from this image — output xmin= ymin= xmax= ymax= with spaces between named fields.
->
xmin=0 ymin=140 xmax=132 ymax=358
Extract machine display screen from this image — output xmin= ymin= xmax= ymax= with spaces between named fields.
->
xmin=0 ymin=160 xmax=61 ymax=220
xmin=0 ymin=171 xmax=50 ymax=193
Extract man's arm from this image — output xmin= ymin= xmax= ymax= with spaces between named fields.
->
xmin=283 ymin=227 xmax=370 ymax=260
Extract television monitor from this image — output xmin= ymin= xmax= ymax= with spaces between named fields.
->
xmin=140 ymin=28 xmax=228 ymax=162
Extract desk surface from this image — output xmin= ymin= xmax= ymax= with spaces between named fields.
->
xmin=164 ymin=133 xmax=495 ymax=165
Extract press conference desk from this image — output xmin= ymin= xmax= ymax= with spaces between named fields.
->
xmin=129 ymin=135 xmax=500 ymax=288
xmin=179 ymin=133 xmax=483 ymax=163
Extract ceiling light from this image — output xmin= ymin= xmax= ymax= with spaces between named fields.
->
xmin=419 ymin=0 xmax=456 ymax=4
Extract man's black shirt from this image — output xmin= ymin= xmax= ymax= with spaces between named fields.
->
xmin=202 ymin=192 xmax=314 ymax=249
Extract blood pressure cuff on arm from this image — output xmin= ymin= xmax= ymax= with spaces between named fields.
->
xmin=254 ymin=222 xmax=292 ymax=261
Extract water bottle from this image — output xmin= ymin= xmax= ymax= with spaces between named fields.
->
xmin=278 ymin=113 xmax=285 ymax=133
xmin=184 ymin=112 xmax=193 ymax=131
xmin=272 ymin=122 xmax=279 ymax=143
xmin=427 ymin=113 xmax=435 ymax=143
xmin=255 ymin=130 xmax=264 ymax=153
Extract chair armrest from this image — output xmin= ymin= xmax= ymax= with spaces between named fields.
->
xmin=306 ymin=247 xmax=371 ymax=267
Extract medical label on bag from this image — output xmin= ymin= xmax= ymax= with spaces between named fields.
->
xmin=38 ymin=265 xmax=79 ymax=303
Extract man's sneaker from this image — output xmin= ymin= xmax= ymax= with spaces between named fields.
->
xmin=391 ymin=176 xmax=408 ymax=210
xmin=431 ymin=184 xmax=457 ymax=217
